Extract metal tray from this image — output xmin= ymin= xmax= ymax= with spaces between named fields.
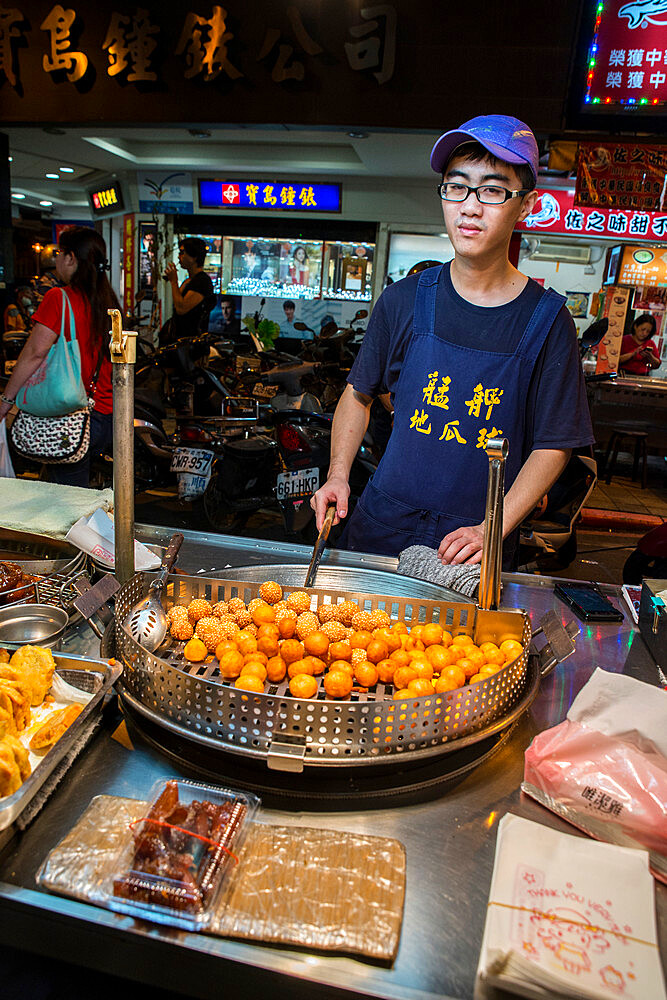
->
xmin=110 ymin=571 xmax=531 ymax=771
xmin=0 ymin=652 xmax=122 ymax=831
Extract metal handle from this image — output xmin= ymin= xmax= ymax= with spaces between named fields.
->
xmin=478 ymin=437 xmax=508 ymax=611
xmin=304 ymin=504 xmax=336 ymax=589
xmin=150 ymin=533 xmax=184 ymax=591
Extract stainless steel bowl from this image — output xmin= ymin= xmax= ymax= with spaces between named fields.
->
xmin=0 ymin=603 xmax=69 ymax=649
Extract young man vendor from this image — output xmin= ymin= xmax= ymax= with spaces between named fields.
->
xmin=311 ymin=115 xmax=594 ymax=567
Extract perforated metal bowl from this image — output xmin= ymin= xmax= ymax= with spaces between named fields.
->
xmin=110 ymin=570 xmax=532 ymax=772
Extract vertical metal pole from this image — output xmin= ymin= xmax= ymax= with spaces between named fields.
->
xmin=478 ymin=437 xmax=508 ymax=612
xmin=108 ymin=309 xmax=138 ymax=586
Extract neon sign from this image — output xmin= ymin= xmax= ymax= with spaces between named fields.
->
xmin=199 ymin=180 xmax=342 ymax=213
xmin=584 ymin=0 xmax=667 ymax=109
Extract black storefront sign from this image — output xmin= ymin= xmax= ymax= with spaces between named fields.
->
xmin=0 ymin=1 xmax=580 ymax=132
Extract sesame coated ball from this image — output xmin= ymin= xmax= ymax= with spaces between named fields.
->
xmin=368 ymin=609 xmax=391 ymax=629
xmin=234 ymin=607 xmax=252 ymax=629
xmin=169 ymin=616 xmax=194 ymax=641
xmin=296 ymin=612 xmax=320 ymax=641
xmin=274 ymin=606 xmax=297 ymax=625
xmin=195 ymin=616 xmax=230 ymax=652
xmin=248 ymin=597 xmax=269 ymax=614
xmin=320 ymin=619 xmax=348 ymax=642
xmin=187 ymin=598 xmax=212 ymax=624
xmin=259 ymin=581 xmax=283 ymax=605
xmin=217 ymin=618 xmax=240 ymax=640
xmin=317 ymin=604 xmax=343 ymax=624
xmin=351 ymin=611 xmax=374 ymax=632
xmin=286 ymin=590 xmax=311 ymax=613
xmin=211 ymin=601 xmax=229 ymax=618
xmin=167 ymin=605 xmax=188 ymax=623
xmin=335 ymin=601 xmax=360 ymax=626
xmin=227 ymin=597 xmax=247 ymax=615
xmin=350 ymin=647 xmax=367 ymax=665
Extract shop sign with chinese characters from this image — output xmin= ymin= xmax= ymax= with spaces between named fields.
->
xmin=584 ymin=0 xmax=667 ymax=109
xmin=575 ymin=141 xmax=667 ymax=211
xmin=199 ymin=180 xmax=341 ymax=213
xmin=515 ymin=188 xmax=667 ymax=241
xmin=0 ymin=2 xmax=398 ymax=126
xmin=618 ymin=245 xmax=667 ymax=285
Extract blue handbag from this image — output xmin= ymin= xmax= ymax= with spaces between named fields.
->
xmin=15 ymin=288 xmax=88 ymax=417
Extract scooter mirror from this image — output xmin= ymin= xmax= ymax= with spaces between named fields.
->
xmin=580 ymin=318 xmax=608 ymax=351
xmin=294 ymin=322 xmax=312 ymax=332
xmin=354 ymin=310 xmax=368 ymax=320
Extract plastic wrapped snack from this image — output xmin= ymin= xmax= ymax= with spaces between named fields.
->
xmin=106 ymin=779 xmax=258 ymax=931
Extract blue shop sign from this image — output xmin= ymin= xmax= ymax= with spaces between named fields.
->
xmin=199 ymin=180 xmax=341 ymax=213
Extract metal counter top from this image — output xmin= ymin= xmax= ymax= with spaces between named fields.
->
xmin=0 ymin=525 xmax=664 ymax=1000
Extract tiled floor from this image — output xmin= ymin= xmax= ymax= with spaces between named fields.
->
xmin=588 ymin=452 xmax=667 ymax=518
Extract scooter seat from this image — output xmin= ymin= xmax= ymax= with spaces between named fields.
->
xmin=226 ymin=435 xmax=276 ymax=455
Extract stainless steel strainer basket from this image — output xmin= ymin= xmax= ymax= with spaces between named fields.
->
xmin=113 ymin=571 xmax=532 ymax=770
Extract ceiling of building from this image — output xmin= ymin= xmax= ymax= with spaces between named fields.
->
xmin=6 ymin=125 xmax=446 ymax=218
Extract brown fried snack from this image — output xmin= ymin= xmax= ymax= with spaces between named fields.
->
xmin=0 ymin=735 xmax=31 ymax=797
xmin=0 ymin=649 xmax=10 ymax=664
xmin=0 ymin=681 xmax=30 ymax=733
xmin=8 ymin=646 xmax=56 ymax=705
xmin=29 ymin=704 xmax=83 ymax=751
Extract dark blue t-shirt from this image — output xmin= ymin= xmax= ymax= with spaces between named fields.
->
xmin=348 ymin=263 xmax=594 ymax=459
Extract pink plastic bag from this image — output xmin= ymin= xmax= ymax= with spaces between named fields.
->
xmin=523 ymin=719 xmax=667 ymax=882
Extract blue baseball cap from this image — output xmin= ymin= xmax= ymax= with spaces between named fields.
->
xmin=430 ymin=114 xmax=539 ymax=184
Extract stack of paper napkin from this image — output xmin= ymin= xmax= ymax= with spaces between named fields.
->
xmin=475 ymin=814 xmax=666 ymax=1000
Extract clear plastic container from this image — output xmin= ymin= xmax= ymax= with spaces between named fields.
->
xmin=103 ymin=778 xmax=259 ymax=931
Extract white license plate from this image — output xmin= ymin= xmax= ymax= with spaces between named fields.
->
xmin=170 ymin=447 xmax=214 ymax=476
xmin=276 ymin=466 xmax=319 ymax=501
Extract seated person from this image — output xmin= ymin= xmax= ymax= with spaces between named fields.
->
xmin=619 ymin=314 xmax=662 ymax=376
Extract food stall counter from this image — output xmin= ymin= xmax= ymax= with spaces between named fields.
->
xmin=0 ymin=525 xmax=664 ymax=1000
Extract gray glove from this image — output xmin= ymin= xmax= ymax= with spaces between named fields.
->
xmin=397 ymin=545 xmax=481 ymax=599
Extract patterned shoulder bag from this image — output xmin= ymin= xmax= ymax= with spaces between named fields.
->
xmin=11 ymin=352 xmax=104 ymax=465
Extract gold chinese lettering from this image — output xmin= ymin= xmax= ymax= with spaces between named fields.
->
xmin=246 ymin=183 xmax=259 ymax=206
xmin=103 ymin=8 xmax=159 ymax=82
xmin=176 ymin=5 xmax=242 ymax=82
xmin=344 ymin=4 xmax=396 ymax=85
xmin=41 ymin=5 xmax=88 ymax=82
xmin=263 ymin=184 xmax=277 ymax=206
xmin=422 ymin=370 xmax=451 ymax=409
xmin=280 ymin=185 xmax=296 ymax=206
xmin=476 ymin=427 xmax=503 ymax=450
xmin=438 ymin=420 xmax=466 ymax=445
xmin=409 ymin=409 xmax=431 ymax=434
xmin=257 ymin=5 xmax=322 ymax=83
xmin=0 ymin=7 xmax=25 ymax=89
xmin=299 ymin=185 xmax=316 ymax=207
xmin=465 ymin=382 xmax=503 ymax=421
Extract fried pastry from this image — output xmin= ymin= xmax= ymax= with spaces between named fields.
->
xmin=8 ymin=646 xmax=56 ymax=705
xmin=0 ymin=680 xmax=30 ymax=733
xmin=29 ymin=704 xmax=83 ymax=751
xmin=0 ymin=735 xmax=31 ymax=797
xmin=0 ymin=648 xmax=9 ymax=664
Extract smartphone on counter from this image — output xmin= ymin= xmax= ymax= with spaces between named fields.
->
xmin=554 ymin=582 xmax=624 ymax=623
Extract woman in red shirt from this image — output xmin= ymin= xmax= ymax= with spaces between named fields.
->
xmin=619 ymin=313 xmax=662 ymax=376
xmin=0 ymin=227 xmax=119 ymax=486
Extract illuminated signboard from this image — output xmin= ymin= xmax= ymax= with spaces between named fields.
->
xmin=88 ymin=181 xmax=124 ymax=216
xmin=583 ymin=0 xmax=667 ymax=110
xmin=199 ymin=180 xmax=341 ymax=213
xmin=515 ymin=188 xmax=667 ymax=241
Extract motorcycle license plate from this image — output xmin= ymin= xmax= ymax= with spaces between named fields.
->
xmin=276 ymin=466 xmax=319 ymax=501
xmin=170 ymin=447 xmax=214 ymax=476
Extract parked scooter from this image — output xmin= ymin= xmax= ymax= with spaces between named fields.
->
xmin=623 ymin=522 xmax=667 ymax=584
xmin=199 ymin=402 xmax=378 ymax=538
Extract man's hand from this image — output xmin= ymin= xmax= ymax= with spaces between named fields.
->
xmin=438 ymin=523 xmax=485 ymax=565
xmin=310 ymin=476 xmax=350 ymax=530
xmin=163 ymin=262 xmax=178 ymax=283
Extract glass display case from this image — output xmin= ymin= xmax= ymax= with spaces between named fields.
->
xmin=321 ymin=241 xmax=374 ymax=301
xmin=221 ymin=236 xmax=323 ymax=300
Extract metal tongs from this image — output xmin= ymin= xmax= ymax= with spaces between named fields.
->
xmin=478 ymin=437 xmax=508 ymax=611
xmin=304 ymin=504 xmax=336 ymax=589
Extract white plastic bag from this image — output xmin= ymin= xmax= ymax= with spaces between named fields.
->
xmin=0 ymin=420 xmax=16 ymax=478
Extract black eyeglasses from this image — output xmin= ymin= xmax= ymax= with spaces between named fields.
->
xmin=437 ymin=182 xmax=531 ymax=205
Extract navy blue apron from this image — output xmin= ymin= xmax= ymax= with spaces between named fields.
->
xmin=340 ymin=265 xmax=565 ymax=561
